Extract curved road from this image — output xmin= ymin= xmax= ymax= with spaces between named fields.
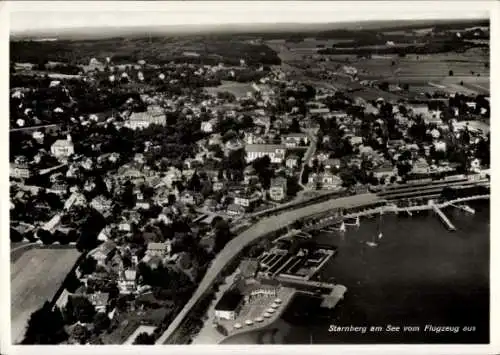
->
xmin=156 ymin=193 xmax=380 ymax=344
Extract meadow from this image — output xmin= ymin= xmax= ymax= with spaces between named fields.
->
xmin=11 ymin=247 xmax=81 ymax=343
xmin=204 ymin=80 xmax=256 ymax=98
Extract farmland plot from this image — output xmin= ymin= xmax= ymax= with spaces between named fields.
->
xmin=204 ymin=81 xmax=255 ymax=98
xmin=11 ymin=247 xmax=81 ymax=344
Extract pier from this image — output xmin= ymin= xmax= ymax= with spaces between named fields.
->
xmin=321 ymin=284 xmax=347 ymax=309
xmin=429 ymin=200 xmax=456 ymax=231
xmin=273 ymin=275 xmax=336 ymax=292
xmin=450 ymin=203 xmax=475 ymax=214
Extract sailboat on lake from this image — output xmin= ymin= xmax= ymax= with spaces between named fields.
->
xmin=366 ymin=211 xmax=383 ymax=247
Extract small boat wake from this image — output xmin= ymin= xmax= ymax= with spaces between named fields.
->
xmin=365 ymin=233 xmax=383 ymax=247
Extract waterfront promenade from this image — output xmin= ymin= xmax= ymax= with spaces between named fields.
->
xmin=310 ymin=194 xmax=490 ymax=231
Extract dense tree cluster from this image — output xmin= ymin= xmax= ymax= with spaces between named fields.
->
xmin=133 ymin=332 xmax=155 ymax=345
xmin=11 ymin=38 xmax=281 ymax=67
xmin=23 ymin=302 xmax=67 ymax=344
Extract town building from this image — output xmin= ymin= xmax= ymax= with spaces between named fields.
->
xmin=64 ymin=192 xmax=87 ymax=210
xmin=41 ymin=214 xmax=62 ymax=233
xmin=409 ymin=104 xmax=443 ymax=125
xmin=309 ymin=107 xmax=331 ymax=115
xmin=88 ymin=241 xmax=117 ymax=266
xmin=50 ymin=135 xmax=75 ymax=161
xmin=238 ymin=259 xmax=260 ymax=279
xmin=146 ymin=242 xmax=171 ymax=258
xmin=269 ymin=177 xmax=287 ymax=201
xmin=118 ymin=269 xmax=138 ymax=295
xmin=89 ymin=292 xmax=110 ymax=313
xmin=244 ymin=285 xmax=279 ymax=302
xmin=213 ymin=181 xmax=225 ymax=192
xmin=125 ymin=106 xmax=167 ymax=130
xmin=324 ymin=158 xmax=341 ymax=171
xmin=224 ymin=139 xmax=245 ymax=156
xmin=282 ymin=133 xmax=309 ymax=147
xmin=286 ymin=155 xmax=300 ymax=169
xmin=180 ymin=191 xmax=203 ymax=206
xmin=373 ymin=163 xmax=396 ymax=183
xmin=201 ymin=118 xmax=217 ymax=133
xmin=319 ymin=172 xmax=343 ymax=189
xmin=163 ymin=167 xmax=183 ymax=188
xmin=90 ymin=195 xmax=113 ymax=216
xmin=84 ymin=58 xmax=105 ymax=72
xmin=214 ymin=289 xmax=244 ymax=321
xmin=226 ymin=203 xmax=246 ymax=217
xmin=10 ymin=162 xmax=32 ymax=180
xmin=349 ymin=136 xmax=363 ymax=147
xmin=433 ymin=141 xmax=447 ymax=152
xmin=412 ymin=158 xmax=431 ymax=175
xmin=233 ymin=191 xmax=262 ymax=210
xmin=245 ymin=144 xmax=286 ymax=164
xmin=49 ymin=182 xmax=68 ymax=195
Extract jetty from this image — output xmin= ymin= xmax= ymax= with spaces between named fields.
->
xmin=429 ymin=200 xmax=456 ymax=231
xmin=450 ymin=203 xmax=475 ymax=214
xmin=274 ymin=275 xmax=337 ymax=291
xmin=321 ymin=284 xmax=347 ymax=309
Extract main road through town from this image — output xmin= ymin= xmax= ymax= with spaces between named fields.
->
xmin=156 ymin=193 xmax=380 ymax=344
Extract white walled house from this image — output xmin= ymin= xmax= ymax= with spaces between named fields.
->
xmin=245 ymin=144 xmax=286 ymax=164
xmin=214 ymin=290 xmax=244 ymax=321
xmin=51 ymin=135 xmax=75 ymax=161
xmin=269 ymin=177 xmax=287 ymax=201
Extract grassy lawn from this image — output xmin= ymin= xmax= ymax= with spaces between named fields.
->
xmin=205 ymin=81 xmax=255 ymax=98
xmin=10 ymin=247 xmax=81 ymax=344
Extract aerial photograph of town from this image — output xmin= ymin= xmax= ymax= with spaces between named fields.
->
xmin=5 ymin=1 xmax=492 ymax=348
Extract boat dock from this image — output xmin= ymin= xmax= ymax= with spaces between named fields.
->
xmin=429 ymin=200 xmax=456 ymax=231
xmin=320 ymin=284 xmax=347 ymax=309
xmin=272 ymin=275 xmax=336 ymax=293
xmin=450 ymin=203 xmax=475 ymax=214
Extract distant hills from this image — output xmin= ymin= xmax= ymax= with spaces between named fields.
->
xmin=11 ymin=18 xmax=489 ymax=41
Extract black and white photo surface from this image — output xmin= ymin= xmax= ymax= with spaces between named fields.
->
xmin=2 ymin=0 xmax=496 ymax=351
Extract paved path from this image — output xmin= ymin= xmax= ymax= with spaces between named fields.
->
xmin=156 ymin=193 xmax=379 ymax=344
xmin=298 ymin=129 xmax=318 ymax=191
xmin=192 ymin=270 xmax=241 ymax=344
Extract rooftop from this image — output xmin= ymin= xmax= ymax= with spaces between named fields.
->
xmin=245 ymin=144 xmax=286 ymax=153
xmin=89 ymin=292 xmax=110 ymax=307
xmin=215 ymin=289 xmax=244 ymax=312
xmin=271 ymin=177 xmax=287 ymax=187
xmin=147 ymin=242 xmax=169 ymax=250
xmin=238 ymin=259 xmax=260 ymax=278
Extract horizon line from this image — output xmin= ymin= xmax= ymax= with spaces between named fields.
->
xmin=10 ymin=17 xmax=490 ymax=38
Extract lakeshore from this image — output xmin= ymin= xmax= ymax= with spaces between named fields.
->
xmin=209 ymin=199 xmax=489 ymax=344
xmin=162 ymin=193 xmax=489 ymax=344
xmin=284 ymin=200 xmax=490 ymax=344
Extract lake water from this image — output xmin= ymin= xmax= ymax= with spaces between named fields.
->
xmin=282 ymin=200 xmax=490 ymax=344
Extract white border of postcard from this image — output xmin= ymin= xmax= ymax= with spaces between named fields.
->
xmin=1 ymin=1 xmax=498 ymax=355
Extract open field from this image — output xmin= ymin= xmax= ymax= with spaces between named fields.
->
xmin=11 ymin=247 xmax=81 ymax=344
xmin=270 ymin=37 xmax=489 ymax=100
xmin=321 ymin=51 xmax=488 ymax=78
xmin=204 ymin=80 xmax=255 ymax=98
xmin=331 ymin=51 xmax=489 ymax=96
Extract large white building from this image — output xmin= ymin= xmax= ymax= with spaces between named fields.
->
xmin=269 ymin=177 xmax=287 ymax=201
xmin=282 ymin=133 xmax=308 ymax=147
xmin=245 ymin=144 xmax=286 ymax=164
xmin=200 ymin=118 xmax=217 ymax=133
xmin=50 ymin=135 xmax=74 ymax=161
xmin=125 ymin=106 xmax=167 ymax=130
